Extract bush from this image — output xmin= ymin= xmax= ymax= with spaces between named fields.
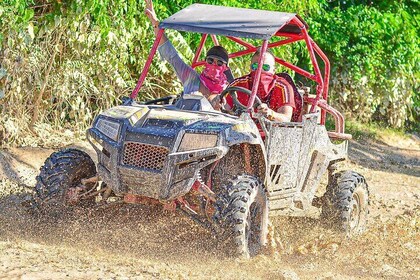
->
xmin=0 ymin=0 xmax=418 ymax=147
xmin=312 ymin=3 xmax=419 ymax=129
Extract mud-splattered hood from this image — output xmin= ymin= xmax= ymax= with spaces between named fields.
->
xmin=94 ymin=104 xmax=263 ymax=148
xmin=99 ymin=105 xmax=240 ymax=133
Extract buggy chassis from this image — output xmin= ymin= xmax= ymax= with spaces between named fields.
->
xmin=34 ymin=4 xmax=369 ymax=258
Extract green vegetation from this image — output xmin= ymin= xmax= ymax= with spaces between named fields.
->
xmin=345 ymin=120 xmax=407 ymax=141
xmin=313 ymin=1 xmax=419 ymax=130
xmin=0 ymin=0 xmax=418 ymax=146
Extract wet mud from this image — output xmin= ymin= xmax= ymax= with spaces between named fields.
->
xmin=0 ymin=137 xmax=419 ymax=279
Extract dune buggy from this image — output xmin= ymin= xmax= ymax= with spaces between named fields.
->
xmin=34 ymin=4 xmax=369 ymax=258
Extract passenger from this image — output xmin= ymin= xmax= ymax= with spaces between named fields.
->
xmin=145 ymin=0 xmax=229 ymax=109
xmin=224 ymin=48 xmax=295 ymax=122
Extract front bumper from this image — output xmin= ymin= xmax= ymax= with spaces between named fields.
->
xmin=88 ymin=128 xmax=226 ymax=201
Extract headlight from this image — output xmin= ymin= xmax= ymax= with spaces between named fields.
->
xmin=96 ymin=118 xmax=121 ymax=141
xmin=178 ymin=133 xmax=218 ymax=152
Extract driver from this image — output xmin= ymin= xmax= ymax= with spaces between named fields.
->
xmin=145 ymin=0 xmax=229 ymax=109
xmin=224 ymin=48 xmax=295 ymax=122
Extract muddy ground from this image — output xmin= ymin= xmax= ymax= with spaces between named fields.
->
xmin=0 ymin=135 xmax=419 ymax=280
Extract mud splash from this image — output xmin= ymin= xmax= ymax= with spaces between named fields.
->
xmin=0 ymin=137 xmax=419 ymax=279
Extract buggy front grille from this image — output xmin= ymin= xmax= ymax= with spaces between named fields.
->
xmin=122 ymin=142 xmax=168 ymax=171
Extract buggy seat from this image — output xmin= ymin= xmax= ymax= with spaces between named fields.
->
xmin=276 ymin=73 xmax=302 ymax=122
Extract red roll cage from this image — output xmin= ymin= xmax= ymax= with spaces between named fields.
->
xmin=130 ymin=4 xmax=346 ymax=136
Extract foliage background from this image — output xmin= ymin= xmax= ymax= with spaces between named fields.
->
xmin=0 ymin=0 xmax=419 ymax=146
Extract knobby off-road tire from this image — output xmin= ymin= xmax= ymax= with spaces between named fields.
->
xmin=322 ymin=171 xmax=369 ymax=235
xmin=214 ymin=175 xmax=269 ymax=258
xmin=35 ymin=148 xmax=97 ymax=209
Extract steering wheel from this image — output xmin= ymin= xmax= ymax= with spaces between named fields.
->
xmin=219 ymin=86 xmax=262 ymax=115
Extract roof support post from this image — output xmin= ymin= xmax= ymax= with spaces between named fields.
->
xmin=130 ymin=28 xmax=165 ymax=99
xmin=192 ymin=34 xmax=208 ymax=68
xmin=312 ymin=41 xmax=331 ymax=125
xmin=247 ymin=40 xmax=269 ymax=109
xmin=210 ymin=34 xmax=219 ymax=45
xmin=301 ymin=27 xmax=324 ymax=110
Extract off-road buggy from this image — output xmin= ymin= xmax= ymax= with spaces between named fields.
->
xmin=34 ymin=4 xmax=369 ymax=258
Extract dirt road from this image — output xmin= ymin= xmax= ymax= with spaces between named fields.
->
xmin=0 ymin=136 xmax=419 ymax=280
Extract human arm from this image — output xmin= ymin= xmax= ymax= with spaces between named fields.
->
xmin=145 ymin=0 xmax=199 ymax=92
xmin=208 ymin=93 xmax=224 ymax=110
xmin=158 ymin=40 xmax=200 ymax=91
xmin=144 ymin=0 xmax=167 ymax=46
xmin=257 ymin=103 xmax=293 ymax=122
xmin=258 ymin=77 xmax=295 ymax=121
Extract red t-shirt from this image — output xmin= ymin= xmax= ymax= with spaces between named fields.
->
xmin=225 ymin=74 xmax=296 ymax=112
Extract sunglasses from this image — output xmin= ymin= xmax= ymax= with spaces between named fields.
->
xmin=251 ymin=62 xmax=271 ymax=71
xmin=206 ymin=57 xmax=226 ymax=67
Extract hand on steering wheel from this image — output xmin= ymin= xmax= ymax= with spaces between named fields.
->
xmin=219 ymin=86 xmax=262 ymax=115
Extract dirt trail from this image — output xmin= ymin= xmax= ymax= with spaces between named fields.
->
xmin=0 ymin=136 xmax=419 ymax=280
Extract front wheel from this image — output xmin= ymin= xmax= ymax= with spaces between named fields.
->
xmin=322 ymin=171 xmax=369 ymax=235
xmin=214 ymin=175 xmax=269 ymax=258
xmin=34 ymin=148 xmax=97 ymax=209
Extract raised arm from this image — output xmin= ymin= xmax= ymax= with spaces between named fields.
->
xmin=144 ymin=0 xmax=167 ymax=46
xmin=144 ymin=0 xmax=199 ymax=91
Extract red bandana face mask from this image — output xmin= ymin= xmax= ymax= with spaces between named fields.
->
xmin=250 ymin=71 xmax=275 ymax=100
xmin=200 ymin=63 xmax=228 ymax=94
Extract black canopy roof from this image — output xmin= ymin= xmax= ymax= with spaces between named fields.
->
xmin=159 ymin=4 xmax=307 ymax=40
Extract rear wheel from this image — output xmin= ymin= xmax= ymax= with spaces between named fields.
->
xmin=35 ymin=148 xmax=97 ymax=209
xmin=322 ymin=171 xmax=369 ymax=235
xmin=214 ymin=175 xmax=268 ymax=258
